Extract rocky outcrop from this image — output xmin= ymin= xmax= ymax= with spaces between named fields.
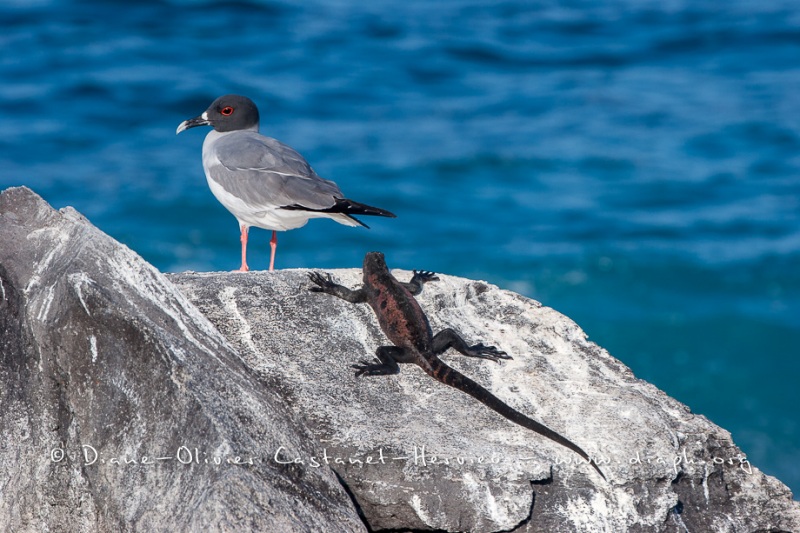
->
xmin=0 ymin=187 xmax=364 ymax=532
xmin=2 ymin=186 xmax=799 ymax=532
xmin=169 ymin=268 xmax=800 ymax=532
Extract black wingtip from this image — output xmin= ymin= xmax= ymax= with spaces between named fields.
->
xmin=337 ymin=198 xmax=396 ymax=219
xmin=282 ymin=198 xmax=396 ymax=220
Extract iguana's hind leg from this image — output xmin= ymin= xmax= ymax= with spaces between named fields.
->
xmin=353 ymin=346 xmax=416 ymax=377
xmin=432 ymin=328 xmax=511 ymax=362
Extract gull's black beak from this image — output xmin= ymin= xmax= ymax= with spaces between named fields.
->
xmin=176 ymin=112 xmax=210 ymax=135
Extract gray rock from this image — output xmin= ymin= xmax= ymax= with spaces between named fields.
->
xmin=0 ymin=187 xmax=365 ymax=532
xmin=3 ymin=185 xmax=798 ymax=532
xmin=169 ymin=267 xmax=800 ymax=533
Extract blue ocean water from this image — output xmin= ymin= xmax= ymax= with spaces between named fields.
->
xmin=1 ymin=0 xmax=799 ymax=496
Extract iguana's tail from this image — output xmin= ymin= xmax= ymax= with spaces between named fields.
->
xmin=424 ymin=357 xmax=606 ymax=481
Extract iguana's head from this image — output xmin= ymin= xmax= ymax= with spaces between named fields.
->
xmin=363 ymin=251 xmax=388 ymax=278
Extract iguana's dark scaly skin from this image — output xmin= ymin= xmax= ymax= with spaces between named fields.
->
xmin=309 ymin=252 xmax=605 ymax=480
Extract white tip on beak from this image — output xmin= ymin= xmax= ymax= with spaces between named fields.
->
xmin=176 ymin=111 xmax=211 ymax=135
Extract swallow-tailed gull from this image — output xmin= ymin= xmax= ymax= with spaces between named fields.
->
xmin=177 ymin=94 xmax=395 ymax=271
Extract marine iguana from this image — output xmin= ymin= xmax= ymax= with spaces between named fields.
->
xmin=308 ymin=251 xmax=606 ymax=480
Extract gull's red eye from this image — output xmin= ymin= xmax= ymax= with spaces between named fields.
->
xmin=221 ymin=106 xmax=234 ymax=116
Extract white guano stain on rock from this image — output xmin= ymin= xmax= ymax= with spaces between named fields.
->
xmin=219 ymin=286 xmax=262 ymax=357
xmin=35 ymin=285 xmax=55 ymax=322
xmin=68 ymin=272 xmax=95 ymax=316
xmin=89 ymin=335 xmax=98 ymax=363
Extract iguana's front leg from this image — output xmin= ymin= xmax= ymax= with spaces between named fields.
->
xmin=432 ymin=328 xmax=511 ymax=362
xmin=308 ymin=272 xmax=368 ymax=303
xmin=402 ymin=270 xmax=439 ymax=295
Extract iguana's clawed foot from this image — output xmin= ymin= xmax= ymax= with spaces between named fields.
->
xmin=353 ymin=359 xmax=387 ymax=377
xmin=308 ymin=271 xmax=336 ymax=292
xmin=308 ymin=271 xmax=369 ymax=303
xmin=411 ymin=270 xmax=439 ymax=284
xmin=403 ymin=270 xmax=439 ymax=295
xmin=467 ymin=343 xmax=512 ymax=362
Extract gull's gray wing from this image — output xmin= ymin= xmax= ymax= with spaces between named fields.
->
xmin=207 ymin=131 xmax=343 ymax=210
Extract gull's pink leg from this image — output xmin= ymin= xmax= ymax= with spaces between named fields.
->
xmin=269 ymin=230 xmax=277 ymax=272
xmin=239 ymin=225 xmax=250 ymax=272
